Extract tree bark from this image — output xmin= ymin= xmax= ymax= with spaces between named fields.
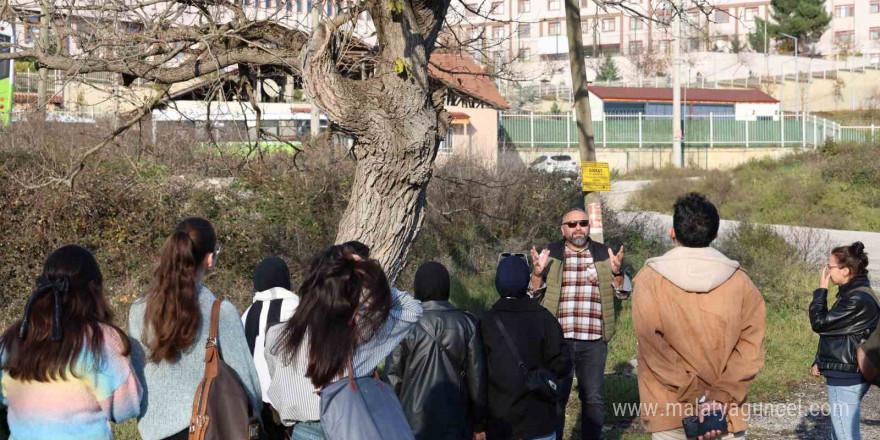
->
xmin=301 ymin=0 xmax=448 ymax=282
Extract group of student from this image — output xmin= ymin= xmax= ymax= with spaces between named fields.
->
xmin=0 ymin=192 xmax=877 ymax=440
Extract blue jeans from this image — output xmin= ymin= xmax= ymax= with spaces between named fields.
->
xmin=827 ymin=382 xmax=870 ymax=440
xmin=290 ymin=421 xmax=325 ymax=440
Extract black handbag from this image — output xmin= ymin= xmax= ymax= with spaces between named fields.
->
xmin=489 ymin=314 xmax=559 ymax=401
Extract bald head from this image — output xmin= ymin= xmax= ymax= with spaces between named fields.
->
xmin=562 ymin=208 xmax=588 ymax=224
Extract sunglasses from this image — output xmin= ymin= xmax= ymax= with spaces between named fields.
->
xmin=562 ymin=220 xmax=590 ymax=228
xmin=498 ymin=252 xmax=529 ymax=266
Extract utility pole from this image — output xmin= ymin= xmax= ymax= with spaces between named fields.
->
xmin=672 ymin=3 xmax=683 ymax=167
xmin=563 ymin=0 xmax=601 ymax=240
xmin=36 ymin=11 xmax=50 ymax=115
xmin=309 ymin=4 xmax=321 ymax=138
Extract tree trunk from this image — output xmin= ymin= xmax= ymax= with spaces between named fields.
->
xmin=301 ymin=3 xmax=447 ymax=282
xmin=335 ymin=107 xmax=438 ymax=282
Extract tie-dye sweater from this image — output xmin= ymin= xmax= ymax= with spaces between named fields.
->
xmin=0 ymin=324 xmax=143 ymax=440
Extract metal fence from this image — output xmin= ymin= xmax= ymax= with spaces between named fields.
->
xmin=499 ymin=112 xmax=854 ymax=149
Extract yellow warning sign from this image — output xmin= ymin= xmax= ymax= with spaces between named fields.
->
xmin=581 ymin=161 xmax=611 ymax=192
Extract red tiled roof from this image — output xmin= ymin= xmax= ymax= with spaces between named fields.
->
xmin=14 ymin=92 xmax=63 ymax=105
xmin=449 ymin=111 xmax=470 ymax=119
xmin=429 ymin=53 xmax=509 ymax=110
xmin=588 ymin=86 xmax=779 ymax=104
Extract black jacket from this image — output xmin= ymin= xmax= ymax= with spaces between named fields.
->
xmin=811 ymin=278 xmax=880 ymax=373
xmin=480 ymin=297 xmax=571 ymax=440
xmin=385 ymin=301 xmax=487 ymax=440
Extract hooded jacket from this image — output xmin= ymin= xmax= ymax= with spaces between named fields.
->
xmin=632 ymin=246 xmax=766 ymax=434
xmin=241 ymin=287 xmax=299 ymax=403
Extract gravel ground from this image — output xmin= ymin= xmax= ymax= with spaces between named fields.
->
xmin=747 ymin=381 xmax=880 ymax=439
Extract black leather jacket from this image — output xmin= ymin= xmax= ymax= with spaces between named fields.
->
xmin=384 ymin=301 xmax=487 ymax=440
xmin=810 ymin=278 xmax=879 ymax=373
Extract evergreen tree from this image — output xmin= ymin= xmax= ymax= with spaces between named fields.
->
xmin=595 ymin=55 xmax=620 ymax=82
xmin=765 ymin=0 xmax=831 ymax=52
xmin=747 ymin=19 xmax=769 ymax=53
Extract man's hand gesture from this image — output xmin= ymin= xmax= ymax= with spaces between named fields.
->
xmin=530 ymin=247 xmax=550 ymax=277
xmin=608 ymin=245 xmax=625 ymax=275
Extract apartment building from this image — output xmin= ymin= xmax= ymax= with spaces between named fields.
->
xmin=451 ymin=0 xmax=880 ymax=68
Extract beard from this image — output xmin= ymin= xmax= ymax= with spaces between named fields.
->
xmin=569 ymin=234 xmax=588 ymax=247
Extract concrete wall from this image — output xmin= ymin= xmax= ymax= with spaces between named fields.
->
xmin=502 ymin=146 xmax=806 ymax=174
xmin=436 ymin=105 xmax=499 ymax=167
xmin=769 ymin=69 xmax=880 ymax=113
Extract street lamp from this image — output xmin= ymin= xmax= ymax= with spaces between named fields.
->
xmin=779 ymin=33 xmax=799 ymax=115
xmin=780 ymin=32 xmax=805 ymax=146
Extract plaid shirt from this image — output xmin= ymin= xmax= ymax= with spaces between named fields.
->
xmin=558 ymin=246 xmax=605 ymax=341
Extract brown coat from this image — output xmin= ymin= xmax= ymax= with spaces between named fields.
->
xmin=632 ymin=246 xmax=766 ymax=434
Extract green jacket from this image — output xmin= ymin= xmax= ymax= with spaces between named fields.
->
xmin=533 ymin=239 xmax=629 ymax=342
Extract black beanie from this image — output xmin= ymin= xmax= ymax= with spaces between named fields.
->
xmin=413 ymin=262 xmax=450 ymax=302
xmin=253 ymin=257 xmax=291 ymax=292
xmin=495 ymin=256 xmax=530 ymax=298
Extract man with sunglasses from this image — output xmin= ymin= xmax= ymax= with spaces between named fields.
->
xmin=528 ymin=208 xmax=631 ymax=440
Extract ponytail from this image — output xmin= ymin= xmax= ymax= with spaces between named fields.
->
xmin=144 ymin=218 xmax=216 ymax=362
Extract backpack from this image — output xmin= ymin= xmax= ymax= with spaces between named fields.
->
xmin=189 ymin=300 xmax=261 ymax=440
xmin=855 ymin=286 xmax=880 ymax=386
xmin=319 ymin=359 xmax=415 ymax=440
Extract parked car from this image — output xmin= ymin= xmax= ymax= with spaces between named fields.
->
xmin=529 ymin=154 xmax=579 ymax=175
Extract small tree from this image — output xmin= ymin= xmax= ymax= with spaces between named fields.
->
xmin=595 ymin=55 xmax=620 ymax=82
xmin=748 ymin=19 xmax=769 ymax=53
xmin=730 ymin=37 xmax=744 ymax=54
xmin=550 ymin=102 xmax=562 ymax=114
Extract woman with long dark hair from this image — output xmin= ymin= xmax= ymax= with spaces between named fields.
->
xmin=128 ymin=217 xmax=261 ymax=440
xmin=810 ymin=242 xmax=878 ymax=440
xmin=265 ymin=245 xmax=422 ymax=440
xmin=0 ymin=245 xmax=142 ymax=440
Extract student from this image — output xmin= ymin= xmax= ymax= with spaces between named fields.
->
xmin=632 ymin=193 xmax=766 ymax=440
xmin=385 ymin=261 xmax=487 ymax=440
xmin=0 ymin=245 xmax=142 ymax=440
xmin=481 ymin=256 xmax=571 ymax=440
xmin=242 ymin=257 xmax=299 ymax=440
xmin=265 ymin=245 xmax=422 ymax=440
xmin=810 ymin=242 xmax=878 ymax=440
xmin=128 ymin=217 xmax=261 ymax=440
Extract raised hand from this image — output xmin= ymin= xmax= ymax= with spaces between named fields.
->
xmin=530 ymin=247 xmax=550 ymax=276
xmin=608 ymin=245 xmax=625 ymax=275
xmin=820 ymin=265 xmax=831 ymax=289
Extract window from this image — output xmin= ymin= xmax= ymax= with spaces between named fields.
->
xmin=518 ymin=0 xmax=530 ymax=13
xmin=548 ymin=21 xmax=562 ymax=36
xmin=835 ymin=5 xmax=855 ymax=17
xmin=518 ymin=23 xmax=531 ymax=37
xmin=581 ymin=20 xmax=590 ymax=34
xmin=872 ymin=2 xmax=880 ymax=13
xmin=286 ymin=0 xmax=292 ymax=11
xmin=548 ymin=0 xmax=560 ymax=11
xmin=491 ymin=1 xmax=503 ymax=15
xmin=265 ymin=0 xmax=271 ymax=7
xmin=519 ymin=48 xmax=531 ymax=60
xmin=687 ymin=37 xmax=701 ymax=51
xmin=744 ymin=7 xmax=758 ymax=22
xmin=628 ymin=40 xmax=643 ymax=55
xmin=835 ymin=31 xmax=854 ymax=44
xmin=297 ymin=0 xmax=302 ymax=12
xmin=602 ymin=18 xmax=615 ymax=32
xmin=872 ymin=27 xmax=880 ymax=40
xmin=715 ymin=9 xmax=729 ymax=23
xmin=629 ymin=18 xmax=643 ymax=30
xmin=658 ymin=40 xmax=670 ymax=54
